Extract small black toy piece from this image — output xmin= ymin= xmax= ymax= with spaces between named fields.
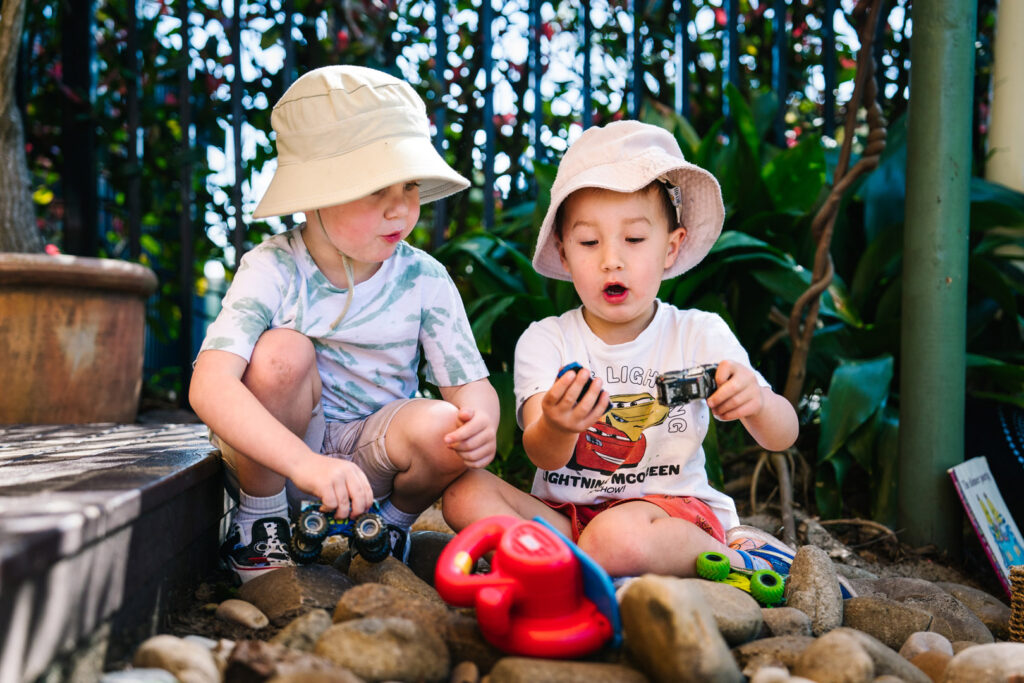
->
xmin=655 ymin=364 xmax=719 ymax=406
xmin=291 ymin=502 xmax=390 ymax=563
xmin=557 ymin=362 xmax=611 ymax=413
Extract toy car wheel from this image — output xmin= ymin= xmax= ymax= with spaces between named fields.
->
xmin=296 ymin=508 xmax=330 ymax=541
xmin=749 ymin=569 xmax=785 ymax=606
xmin=290 ymin=534 xmax=322 ymax=563
xmin=696 ymin=551 xmax=731 ymax=581
xmin=353 ymin=513 xmax=390 ymax=562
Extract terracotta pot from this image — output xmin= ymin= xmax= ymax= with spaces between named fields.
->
xmin=0 ymin=253 xmax=158 ymax=423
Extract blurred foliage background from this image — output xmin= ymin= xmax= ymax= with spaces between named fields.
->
xmin=15 ymin=0 xmax=1023 ymax=523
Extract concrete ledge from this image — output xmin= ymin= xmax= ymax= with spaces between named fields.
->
xmin=0 ymin=424 xmax=229 ymax=683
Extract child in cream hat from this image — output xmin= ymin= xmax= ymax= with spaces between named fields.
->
xmin=191 ymin=65 xmax=499 ymax=583
xmin=443 ymin=120 xmax=805 ymax=585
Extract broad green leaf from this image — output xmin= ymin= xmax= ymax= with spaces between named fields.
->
xmin=818 ymin=356 xmax=894 ymax=462
xmin=703 ymin=419 xmax=724 ymax=491
xmin=762 ymin=134 xmax=827 ymax=215
xmin=870 ymin=406 xmax=900 ymax=527
xmin=468 ymin=294 xmax=518 ymax=354
xmin=969 ymin=177 xmax=1024 ymax=231
xmin=725 ymin=82 xmax=760 ymax=159
xmin=815 ymin=451 xmax=851 ymax=519
xmin=489 ymin=371 xmax=518 ymax=458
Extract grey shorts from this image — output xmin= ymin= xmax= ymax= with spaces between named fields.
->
xmin=214 ymin=398 xmax=420 ymax=516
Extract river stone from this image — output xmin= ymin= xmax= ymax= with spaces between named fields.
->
xmin=785 ymin=545 xmax=843 ymax=636
xmin=314 ymin=616 xmax=449 ymax=682
xmin=683 ymin=577 xmax=764 ymax=645
xmin=909 ymin=650 xmax=952 ymax=682
xmin=270 ymin=608 xmax=333 ymax=652
xmin=332 ymin=581 xmax=448 ymax=628
xmin=619 ymin=574 xmax=742 ymax=683
xmin=216 ymin=599 xmax=270 ymax=629
xmin=133 ymin=634 xmax=220 ymax=683
xmin=792 ymin=629 xmax=874 ymax=682
xmin=942 ymin=642 xmax=1024 ymax=682
xmin=439 ymin=609 xmax=503 ymax=674
xmin=222 ymin=639 xmax=351 ymax=682
xmin=842 ymin=596 xmax=932 ymax=650
xmin=899 ymin=630 xmax=953 ymax=660
xmin=934 ymin=581 xmax=1011 ymax=640
xmin=486 ymin=657 xmax=648 ymax=683
xmin=346 ymin=554 xmax=446 ymax=606
xmin=406 ymin=530 xmax=454 ymax=587
xmin=239 ymin=564 xmax=355 ymax=625
xmin=449 ymin=660 xmax=479 ymax=683
xmin=760 ymin=606 xmax=812 ymax=637
xmin=732 ymin=635 xmax=815 ymax=670
xmin=829 ymin=628 xmax=930 ymax=683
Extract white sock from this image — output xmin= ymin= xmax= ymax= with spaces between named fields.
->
xmin=378 ymin=498 xmax=419 ymax=531
xmin=235 ymin=489 xmax=288 ymax=544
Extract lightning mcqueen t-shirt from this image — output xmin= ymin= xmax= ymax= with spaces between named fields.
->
xmin=514 ymin=301 xmax=769 ymax=530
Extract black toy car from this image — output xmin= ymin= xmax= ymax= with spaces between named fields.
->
xmin=291 ymin=502 xmax=390 ymax=563
xmin=655 ymin=364 xmax=719 ymax=406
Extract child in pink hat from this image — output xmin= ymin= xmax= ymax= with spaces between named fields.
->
xmin=191 ymin=66 xmax=499 ymax=583
xmin=443 ymin=120 xmax=803 ymax=583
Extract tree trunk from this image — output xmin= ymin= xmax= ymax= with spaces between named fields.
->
xmin=0 ymin=0 xmax=43 ymax=253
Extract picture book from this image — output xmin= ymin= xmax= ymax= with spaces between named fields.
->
xmin=948 ymin=456 xmax=1024 ymax=598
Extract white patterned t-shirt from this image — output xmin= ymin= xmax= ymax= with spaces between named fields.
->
xmin=200 ymin=227 xmax=488 ymax=423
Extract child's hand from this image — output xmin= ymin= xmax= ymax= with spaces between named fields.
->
xmin=290 ymin=454 xmax=375 ymax=518
xmin=540 ymin=368 xmax=608 ymax=434
xmin=444 ymin=406 xmax=497 ymax=468
xmin=706 ymin=360 xmax=765 ymax=421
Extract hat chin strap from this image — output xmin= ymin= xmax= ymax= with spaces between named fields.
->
xmin=315 ymin=209 xmax=355 ymax=331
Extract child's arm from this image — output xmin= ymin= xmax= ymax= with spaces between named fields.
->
xmin=190 ymin=349 xmax=374 ymax=514
xmin=706 ymin=359 xmax=799 ymax=452
xmin=439 ymin=378 xmax=501 ymax=468
xmin=521 ymin=367 xmax=609 ymax=470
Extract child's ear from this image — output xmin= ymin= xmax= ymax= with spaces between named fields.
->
xmin=557 ymin=238 xmax=570 ymax=270
xmin=664 ymin=226 xmax=687 ymax=268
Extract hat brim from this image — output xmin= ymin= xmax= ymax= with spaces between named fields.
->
xmin=532 ymin=159 xmax=724 ymax=282
xmin=252 ymin=134 xmax=469 ymax=219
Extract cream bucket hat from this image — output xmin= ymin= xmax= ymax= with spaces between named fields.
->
xmin=253 ymin=65 xmax=470 ymax=219
xmin=532 ymin=120 xmax=725 ymax=281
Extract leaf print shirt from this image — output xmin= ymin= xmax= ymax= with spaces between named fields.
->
xmin=200 ymin=227 xmax=488 ymax=423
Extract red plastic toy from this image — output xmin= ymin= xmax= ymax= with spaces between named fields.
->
xmin=434 ymin=515 xmax=621 ymax=659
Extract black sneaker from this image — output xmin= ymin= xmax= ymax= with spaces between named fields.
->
xmin=221 ymin=517 xmax=295 ymax=584
xmin=386 ymin=524 xmax=411 ymax=564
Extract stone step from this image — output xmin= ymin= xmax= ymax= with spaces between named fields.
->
xmin=0 ymin=423 xmax=228 ymax=683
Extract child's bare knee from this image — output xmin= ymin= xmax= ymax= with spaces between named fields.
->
xmin=245 ymin=329 xmax=316 ymax=391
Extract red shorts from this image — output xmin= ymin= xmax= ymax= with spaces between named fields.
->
xmin=537 ymin=494 xmax=726 ymax=545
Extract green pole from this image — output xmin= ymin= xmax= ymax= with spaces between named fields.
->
xmin=899 ymin=0 xmax=977 ymax=550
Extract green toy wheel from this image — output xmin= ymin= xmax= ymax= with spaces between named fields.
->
xmin=296 ymin=508 xmax=330 ymax=541
xmin=749 ymin=569 xmax=785 ymax=606
xmin=290 ymin=533 xmax=322 ymax=564
xmin=696 ymin=551 xmax=731 ymax=581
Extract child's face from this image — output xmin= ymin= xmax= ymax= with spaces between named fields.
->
xmin=316 ymin=181 xmax=421 ymax=265
xmin=557 ymin=187 xmax=685 ymax=342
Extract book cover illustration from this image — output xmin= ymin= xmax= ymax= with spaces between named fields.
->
xmin=948 ymin=456 xmax=1024 ymax=597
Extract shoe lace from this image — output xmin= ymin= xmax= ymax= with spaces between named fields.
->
xmin=255 ymin=521 xmax=289 ymax=557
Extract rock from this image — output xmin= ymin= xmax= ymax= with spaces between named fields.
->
xmin=951 ymin=640 xmax=976 ymax=654
xmin=861 ymin=577 xmax=994 ymax=643
xmin=785 ymin=545 xmax=844 ymax=636
xmin=270 ymin=608 xmax=333 ymax=652
xmin=406 ymin=530 xmax=454 ymax=586
xmin=319 ymin=535 xmax=350 ymax=565
xmin=314 ymin=616 xmax=450 ymax=682
xmin=619 ymin=574 xmax=743 ymax=683
xmin=100 ymin=669 xmax=178 ymax=682
xmin=239 ymin=564 xmax=356 ymax=625
xmin=829 ymin=628 xmax=930 ymax=683
xmin=267 ymin=673 xmax=366 ymax=683
xmin=792 ymin=629 xmax=874 ymax=682
xmin=732 ymin=635 xmax=815 ymax=670
xmin=834 ymin=564 xmax=878 ymax=581
xmin=216 ymin=599 xmax=270 ymax=629
xmin=346 ymin=554 xmax=446 ymax=606
xmin=760 ymin=606 xmax=812 ymax=638
xmin=133 ymin=634 xmax=220 ymax=683
xmin=684 ymin=578 xmax=764 ymax=645
xmin=908 ymin=650 xmax=951 ymax=682
xmin=941 ymin=642 xmax=1024 ymax=681
xmin=898 ymin=631 xmax=953 ymax=660
xmin=486 ymin=657 xmax=648 ymax=682
xmin=411 ymin=504 xmax=454 ymax=534
xmin=223 ymin=639 xmax=354 ymax=682
xmin=449 ymin=660 xmax=480 ymax=683
xmin=842 ymin=596 xmax=933 ymax=650
xmin=439 ymin=610 xmax=503 ymax=675
xmin=934 ymin=581 xmax=1011 ymax=640
xmin=747 ymin=666 xmax=790 ymax=683
xmin=333 ymin=581 xmax=448 ymax=628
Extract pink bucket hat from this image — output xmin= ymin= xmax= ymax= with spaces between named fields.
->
xmin=253 ymin=65 xmax=469 ymax=219
xmin=532 ymin=120 xmax=725 ymax=281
